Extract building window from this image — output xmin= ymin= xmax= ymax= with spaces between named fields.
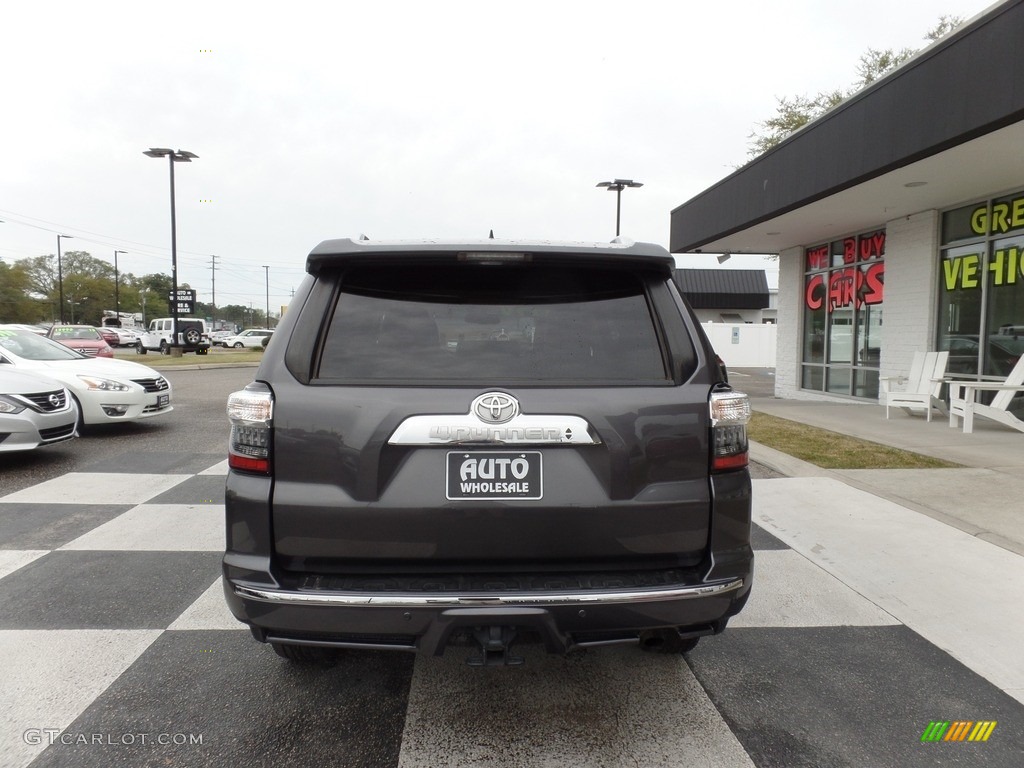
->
xmin=801 ymin=230 xmax=885 ymax=398
xmin=939 ymin=192 xmax=1024 ymax=381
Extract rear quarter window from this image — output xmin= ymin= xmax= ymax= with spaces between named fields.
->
xmin=314 ymin=265 xmax=670 ymax=383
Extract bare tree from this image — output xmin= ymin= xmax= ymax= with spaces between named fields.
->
xmin=747 ymin=16 xmax=963 ymax=159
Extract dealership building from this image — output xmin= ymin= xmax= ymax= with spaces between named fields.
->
xmin=670 ymin=0 xmax=1024 ymax=402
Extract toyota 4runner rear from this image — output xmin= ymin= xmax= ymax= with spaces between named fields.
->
xmin=224 ymin=238 xmax=752 ymax=666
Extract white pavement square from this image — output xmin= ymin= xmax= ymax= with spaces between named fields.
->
xmin=753 ymin=477 xmax=1024 ymax=705
xmin=168 ymin=579 xmax=244 ymax=631
xmin=0 ymin=551 xmax=48 ymax=583
xmin=0 ymin=474 xmax=190 ymax=505
xmin=731 ymin=550 xmax=900 ymax=628
xmin=0 ymin=629 xmax=161 ymax=768
xmin=399 ymin=646 xmax=755 ymax=768
xmin=59 ymin=504 xmax=225 ymax=552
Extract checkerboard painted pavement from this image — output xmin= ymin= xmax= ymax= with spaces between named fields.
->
xmin=1 ymin=463 xmax=1021 ymax=767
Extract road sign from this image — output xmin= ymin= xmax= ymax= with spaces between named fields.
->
xmin=175 ymin=301 xmax=195 ymax=315
xmin=168 ymin=289 xmax=197 ymax=303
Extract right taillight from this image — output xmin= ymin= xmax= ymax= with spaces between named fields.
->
xmin=227 ymin=383 xmax=274 ymax=474
xmin=709 ymin=389 xmax=751 ymax=472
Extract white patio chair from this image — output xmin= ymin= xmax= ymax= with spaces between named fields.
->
xmin=881 ymin=351 xmax=949 ymax=421
xmin=948 ymin=356 xmax=1024 ymax=434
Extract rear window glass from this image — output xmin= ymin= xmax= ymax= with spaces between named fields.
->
xmin=316 ymin=265 xmax=667 ymax=382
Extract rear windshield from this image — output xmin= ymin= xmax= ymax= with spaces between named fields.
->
xmin=316 ymin=265 xmax=668 ymax=382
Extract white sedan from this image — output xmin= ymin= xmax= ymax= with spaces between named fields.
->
xmin=0 ymin=328 xmax=172 ymax=427
xmin=0 ymin=368 xmax=79 ymax=451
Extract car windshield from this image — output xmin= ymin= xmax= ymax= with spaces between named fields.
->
xmin=0 ymin=329 xmax=87 ymax=361
xmin=52 ymin=326 xmax=101 ymax=340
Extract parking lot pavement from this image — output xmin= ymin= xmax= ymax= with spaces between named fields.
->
xmin=1 ymin=462 xmax=1022 ymax=766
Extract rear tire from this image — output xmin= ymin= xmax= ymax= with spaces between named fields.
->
xmin=233 ymin=342 xmax=244 ymax=348
xmin=136 ymin=341 xmax=147 ymax=355
xmin=159 ymin=340 xmax=168 ymax=355
xmin=271 ymin=643 xmax=339 ymax=664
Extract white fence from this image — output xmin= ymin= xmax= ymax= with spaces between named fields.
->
xmin=702 ymin=322 xmax=777 ymax=368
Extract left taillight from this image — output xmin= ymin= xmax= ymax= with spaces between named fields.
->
xmin=227 ymin=383 xmax=273 ymax=474
xmin=709 ymin=388 xmax=751 ymax=472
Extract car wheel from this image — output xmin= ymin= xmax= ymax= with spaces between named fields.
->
xmin=184 ymin=328 xmax=201 ymax=345
xmin=233 ymin=342 xmax=244 ymax=348
xmin=159 ymin=340 xmax=169 ymax=355
xmin=638 ymin=630 xmax=700 ymax=655
xmin=196 ymin=348 xmax=208 ymax=356
xmin=271 ymin=643 xmax=339 ymax=664
xmin=136 ymin=341 xmax=147 ymax=355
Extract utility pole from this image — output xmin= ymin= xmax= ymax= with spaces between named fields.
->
xmin=209 ymin=255 xmax=218 ymax=328
xmin=263 ymin=265 xmax=270 ymax=328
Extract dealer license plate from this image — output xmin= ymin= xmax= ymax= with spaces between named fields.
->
xmin=157 ymin=394 xmax=170 ymax=408
xmin=446 ymin=451 xmax=543 ymax=500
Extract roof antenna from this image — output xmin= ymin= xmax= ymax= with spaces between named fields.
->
xmin=488 ymin=229 xmax=494 ymax=239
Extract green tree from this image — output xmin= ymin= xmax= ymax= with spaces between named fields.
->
xmin=747 ymin=16 xmax=962 ymax=159
xmin=18 ymin=251 xmax=119 ymax=325
xmin=0 ymin=261 xmax=46 ymax=322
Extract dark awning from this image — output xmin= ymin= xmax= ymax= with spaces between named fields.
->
xmin=674 ymin=269 xmax=769 ymax=309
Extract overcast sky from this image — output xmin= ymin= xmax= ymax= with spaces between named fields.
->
xmin=0 ymin=0 xmax=994 ymax=311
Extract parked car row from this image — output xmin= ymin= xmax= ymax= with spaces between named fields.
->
xmin=0 ymin=326 xmax=173 ymax=453
xmin=213 ymin=328 xmax=274 ymax=348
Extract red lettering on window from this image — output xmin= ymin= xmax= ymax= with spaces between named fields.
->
xmin=805 ymin=275 xmax=825 ymax=310
xmin=806 ymin=245 xmax=829 ymax=270
xmin=843 ymin=238 xmax=857 ymax=264
xmin=862 ymin=263 xmax=884 ymax=305
xmin=858 ymin=231 xmax=886 ymax=261
xmin=828 ymin=269 xmax=857 ymax=311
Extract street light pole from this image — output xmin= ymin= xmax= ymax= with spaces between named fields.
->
xmin=144 ymin=148 xmax=198 ymax=351
xmin=596 ymin=179 xmax=644 ymax=237
xmin=113 ymin=250 xmax=127 ymax=326
xmin=56 ymin=234 xmax=73 ymax=323
xmin=263 ymin=265 xmax=270 ymax=328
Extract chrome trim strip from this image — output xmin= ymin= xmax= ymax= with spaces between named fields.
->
xmin=234 ymin=578 xmax=743 ymax=607
xmin=388 ymin=413 xmax=600 ymax=445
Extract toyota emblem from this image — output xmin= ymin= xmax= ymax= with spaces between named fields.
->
xmin=472 ymin=392 xmax=519 ymax=424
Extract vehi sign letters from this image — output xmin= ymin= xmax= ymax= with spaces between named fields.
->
xmin=168 ymin=289 xmax=196 ymax=315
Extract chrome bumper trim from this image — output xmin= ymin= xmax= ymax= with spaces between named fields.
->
xmin=234 ymin=578 xmax=743 ymax=608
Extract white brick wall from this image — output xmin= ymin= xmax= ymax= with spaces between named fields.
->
xmin=774 ymin=210 xmax=940 ymax=401
xmin=878 ymin=210 xmax=940 ymax=398
xmin=775 ymin=246 xmax=804 ymax=398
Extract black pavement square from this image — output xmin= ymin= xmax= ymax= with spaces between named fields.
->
xmin=689 ymin=625 xmax=1024 ymax=768
xmin=78 ymin=452 xmax=224 ymax=475
xmin=31 ymin=630 xmax=414 ymax=768
xmin=146 ymin=475 xmax=226 ymax=505
xmin=0 ymin=551 xmax=223 ymax=629
xmin=0 ymin=504 xmax=132 ymax=549
xmin=750 ymin=521 xmax=789 ymax=550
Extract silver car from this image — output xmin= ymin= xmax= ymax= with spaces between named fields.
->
xmin=0 ymin=368 xmax=78 ymax=452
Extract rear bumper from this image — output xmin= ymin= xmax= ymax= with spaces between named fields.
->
xmin=223 ymin=467 xmax=754 ymax=656
xmin=222 ymin=565 xmax=750 ymax=655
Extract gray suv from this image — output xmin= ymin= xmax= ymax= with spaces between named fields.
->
xmin=224 ymin=238 xmax=752 ymax=665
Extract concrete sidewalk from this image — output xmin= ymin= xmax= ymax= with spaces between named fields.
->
xmin=748 ymin=395 xmax=1024 ymax=556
